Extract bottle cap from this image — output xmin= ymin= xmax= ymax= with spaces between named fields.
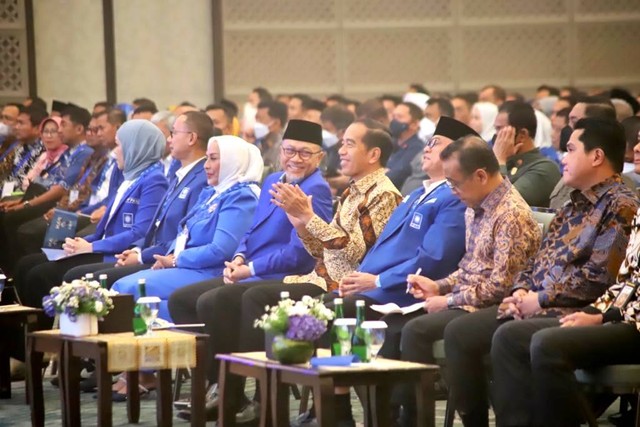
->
xmin=138 ymin=278 xmax=146 ymax=284
xmin=99 ymin=274 xmax=107 ymax=280
xmin=85 ymin=273 xmax=94 ymax=279
xmin=280 ymin=291 xmax=290 ymax=299
xmin=356 ymin=300 xmax=365 ymax=307
xmin=334 ymin=298 xmax=343 ymax=305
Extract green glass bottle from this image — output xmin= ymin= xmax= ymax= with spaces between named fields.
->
xmin=330 ymin=298 xmax=344 ymax=356
xmin=132 ymin=279 xmax=148 ymax=336
xmin=351 ymin=300 xmax=368 ymax=362
xmin=99 ymin=274 xmax=108 ymax=289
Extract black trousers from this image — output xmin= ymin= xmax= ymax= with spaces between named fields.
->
xmin=14 ymin=252 xmax=104 ymax=308
xmin=492 ymin=321 xmax=640 ymax=427
xmin=0 ymin=201 xmax=56 ymax=273
xmin=62 ymin=262 xmax=152 ymax=288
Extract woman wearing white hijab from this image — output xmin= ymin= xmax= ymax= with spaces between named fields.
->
xmin=470 ymin=102 xmax=499 ymax=143
xmin=112 ymin=135 xmax=263 ymax=321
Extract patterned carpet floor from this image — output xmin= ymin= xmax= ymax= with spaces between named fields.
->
xmin=0 ymin=375 xmax=623 ymax=426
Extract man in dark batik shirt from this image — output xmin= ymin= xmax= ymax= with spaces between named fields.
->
xmin=443 ymin=117 xmax=640 ymax=427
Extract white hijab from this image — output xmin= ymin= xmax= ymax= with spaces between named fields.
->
xmin=208 ymin=135 xmax=263 ymax=197
xmin=472 ymin=102 xmax=499 ymax=142
xmin=534 ymin=110 xmax=553 ymax=148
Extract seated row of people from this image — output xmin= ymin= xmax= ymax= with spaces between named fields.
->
xmin=4 ymin=102 xmax=639 ymax=426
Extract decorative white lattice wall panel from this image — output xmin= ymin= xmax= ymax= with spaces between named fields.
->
xmin=460 ymin=0 xmax=566 ymax=21
xmin=342 ymin=0 xmax=451 ymax=24
xmin=344 ymin=29 xmax=452 ymax=87
xmin=0 ymin=0 xmax=27 ymax=99
xmin=575 ymin=22 xmax=640 ymax=81
xmin=223 ymin=0 xmax=336 ymax=26
xmin=460 ymin=25 xmax=568 ymax=84
xmin=225 ymin=31 xmax=338 ymax=93
xmin=33 ymin=0 xmax=105 ymax=109
xmin=222 ymin=0 xmax=640 ymax=100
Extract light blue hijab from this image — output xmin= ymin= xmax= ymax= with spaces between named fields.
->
xmin=116 ymin=119 xmax=165 ymax=180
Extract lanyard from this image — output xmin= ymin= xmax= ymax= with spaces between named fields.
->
xmin=77 ymin=165 xmax=94 ymax=186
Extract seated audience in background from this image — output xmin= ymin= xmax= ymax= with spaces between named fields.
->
xmin=319 ymin=106 xmax=355 ymax=195
xmin=302 ymin=98 xmax=326 ymax=125
xmin=92 ymin=101 xmax=112 ymax=115
xmin=425 ymin=97 xmax=454 ymax=126
xmin=0 ymin=107 xmax=94 ymax=272
xmin=12 ymin=119 xmax=168 ymax=310
xmin=288 ymin=93 xmax=312 ymax=121
xmin=492 ymin=101 xmax=561 ymax=207
xmin=478 ymin=84 xmax=506 ymax=107
xmin=0 ymin=105 xmax=45 ymax=189
xmin=535 ymin=84 xmax=560 ymax=100
xmin=386 ymin=101 xmax=424 ymax=190
xmin=254 ymin=100 xmax=288 ymax=175
xmin=469 ymin=102 xmax=498 ymax=143
xmin=62 ymin=111 xmax=214 ymax=288
xmin=14 ymin=111 xmax=116 ymax=257
xmin=0 ymin=102 xmax=22 ymax=154
xmin=623 ymin=116 xmax=640 ymax=186
xmin=151 ymin=110 xmax=180 ymax=178
xmin=172 ymin=102 xmax=198 ymax=117
xmin=355 ymin=99 xmax=389 ymax=127
xmin=380 ymin=94 xmax=402 ymax=123
xmin=551 ymin=107 xmax=570 ymax=155
xmin=451 ymin=93 xmax=476 ymax=126
xmin=325 ymin=94 xmax=349 ymax=109
xmin=383 ymin=136 xmax=541 ymax=427
xmin=168 ymin=120 xmax=333 ymax=420
xmin=111 ymin=136 xmax=262 ymax=321
xmin=205 ymin=103 xmax=234 ymax=135
xmin=132 ymin=104 xmax=158 ymax=120
xmin=445 ymin=118 xmax=639 ymax=427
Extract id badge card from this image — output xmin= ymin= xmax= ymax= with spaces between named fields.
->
xmin=2 ymin=181 xmax=15 ymax=198
xmin=612 ymin=282 xmax=637 ymax=310
xmin=69 ymin=189 xmax=79 ymax=204
xmin=174 ymin=227 xmax=189 ymax=257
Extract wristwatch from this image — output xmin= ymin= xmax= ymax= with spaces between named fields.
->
xmin=446 ymin=295 xmax=455 ymax=309
xmin=23 ymin=200 xmax=31 ymax=207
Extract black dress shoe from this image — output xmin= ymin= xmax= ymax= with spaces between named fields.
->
xmin=176 ymin=385 xmax=219 ymax=422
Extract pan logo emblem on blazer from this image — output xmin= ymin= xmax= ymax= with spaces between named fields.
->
xmin=125 ymin=197 xmax=140 ymax=204
xmin=178 ymin=187 xmax=190 ymax=199
xmin=123 ymin=213 xmax=134 ymax=228
xmin=410 ymin=212 xmax=423 ymax=230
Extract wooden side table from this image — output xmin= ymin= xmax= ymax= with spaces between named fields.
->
xmin=0 ymin=305 xmax=43 ymax=401
xmin=27 ymin=329 xmax=209 ymax=427
xmin=216 ymin=351 xmax=438 ymax=427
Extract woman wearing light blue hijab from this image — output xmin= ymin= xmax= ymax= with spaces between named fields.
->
xmin=112 ymin=135 xmax=263 ymax=321
xmin=14 ymin=119 xmax=169 ymax=309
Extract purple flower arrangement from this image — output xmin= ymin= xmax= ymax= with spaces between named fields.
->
xmin=42 ymin=279 xmax=116 ymax=322
xmin=255 ymin=295 xmax=334 ymax=342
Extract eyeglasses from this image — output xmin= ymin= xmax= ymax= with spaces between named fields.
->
xmin=446 ymin=168 xmax=486 ymax=190
xmin=42 ymin=130 xmax=60 ymax=136
xmin=426 ymin=137 xmax=441 ymax=149
xmin=281 ymin=146 xmax=322 ymax=161
xmin=86 ymin=126 xmax=104 ymax=134
xmin=169 ymin=129 xmax=194 ymax=138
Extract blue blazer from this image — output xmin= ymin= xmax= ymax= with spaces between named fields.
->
xmin=166 ymin=183 xmax=258 ymax=275
xmin=359 ymin=183 xmax=467 ymax=306
xmin=79 ymin=160 xmax=124 ymax=214
xmin=235 ymin=169 xmax=333 ymax=280
xmin=139 ymin=159 xmax=208 ymax=263
xmin=86 ymin=164 xmax=168 ymax=260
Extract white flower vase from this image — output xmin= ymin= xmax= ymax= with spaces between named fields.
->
xmin=59 ymin=313 xmax=99 ymax=337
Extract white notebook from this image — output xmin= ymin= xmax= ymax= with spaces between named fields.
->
xmin=370 ymin=302 xmax=425 ymax=315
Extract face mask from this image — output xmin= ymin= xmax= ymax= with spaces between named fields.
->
xmin=253 ymin=122 xmax=269 ymax=140
xmin=559 ymin=125 xmax=573 ymax=152
xmin=322 ymin=129 xmax=339 ymax=149
xmin=0 ymin=122 xmax=9 ymax=137
xmin=389 ymin=119 xmax=409 ymax=139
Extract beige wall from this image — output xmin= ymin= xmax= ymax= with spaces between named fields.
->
xmin=33 ymin=0 xmax=106 ymax=110
xmin=113 ymin=0 xmax=214 ymax=110
xmin=223 ymin=0 xmax=640 ymax=102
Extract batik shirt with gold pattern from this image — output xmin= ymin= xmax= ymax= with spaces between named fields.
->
xmin=511 ymin=175 xmax=639 ymax=318
xmin=284 ymin=168 xmax=402 ymax=292
xmin=436 ymin=179 xmax=541 ymax=312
